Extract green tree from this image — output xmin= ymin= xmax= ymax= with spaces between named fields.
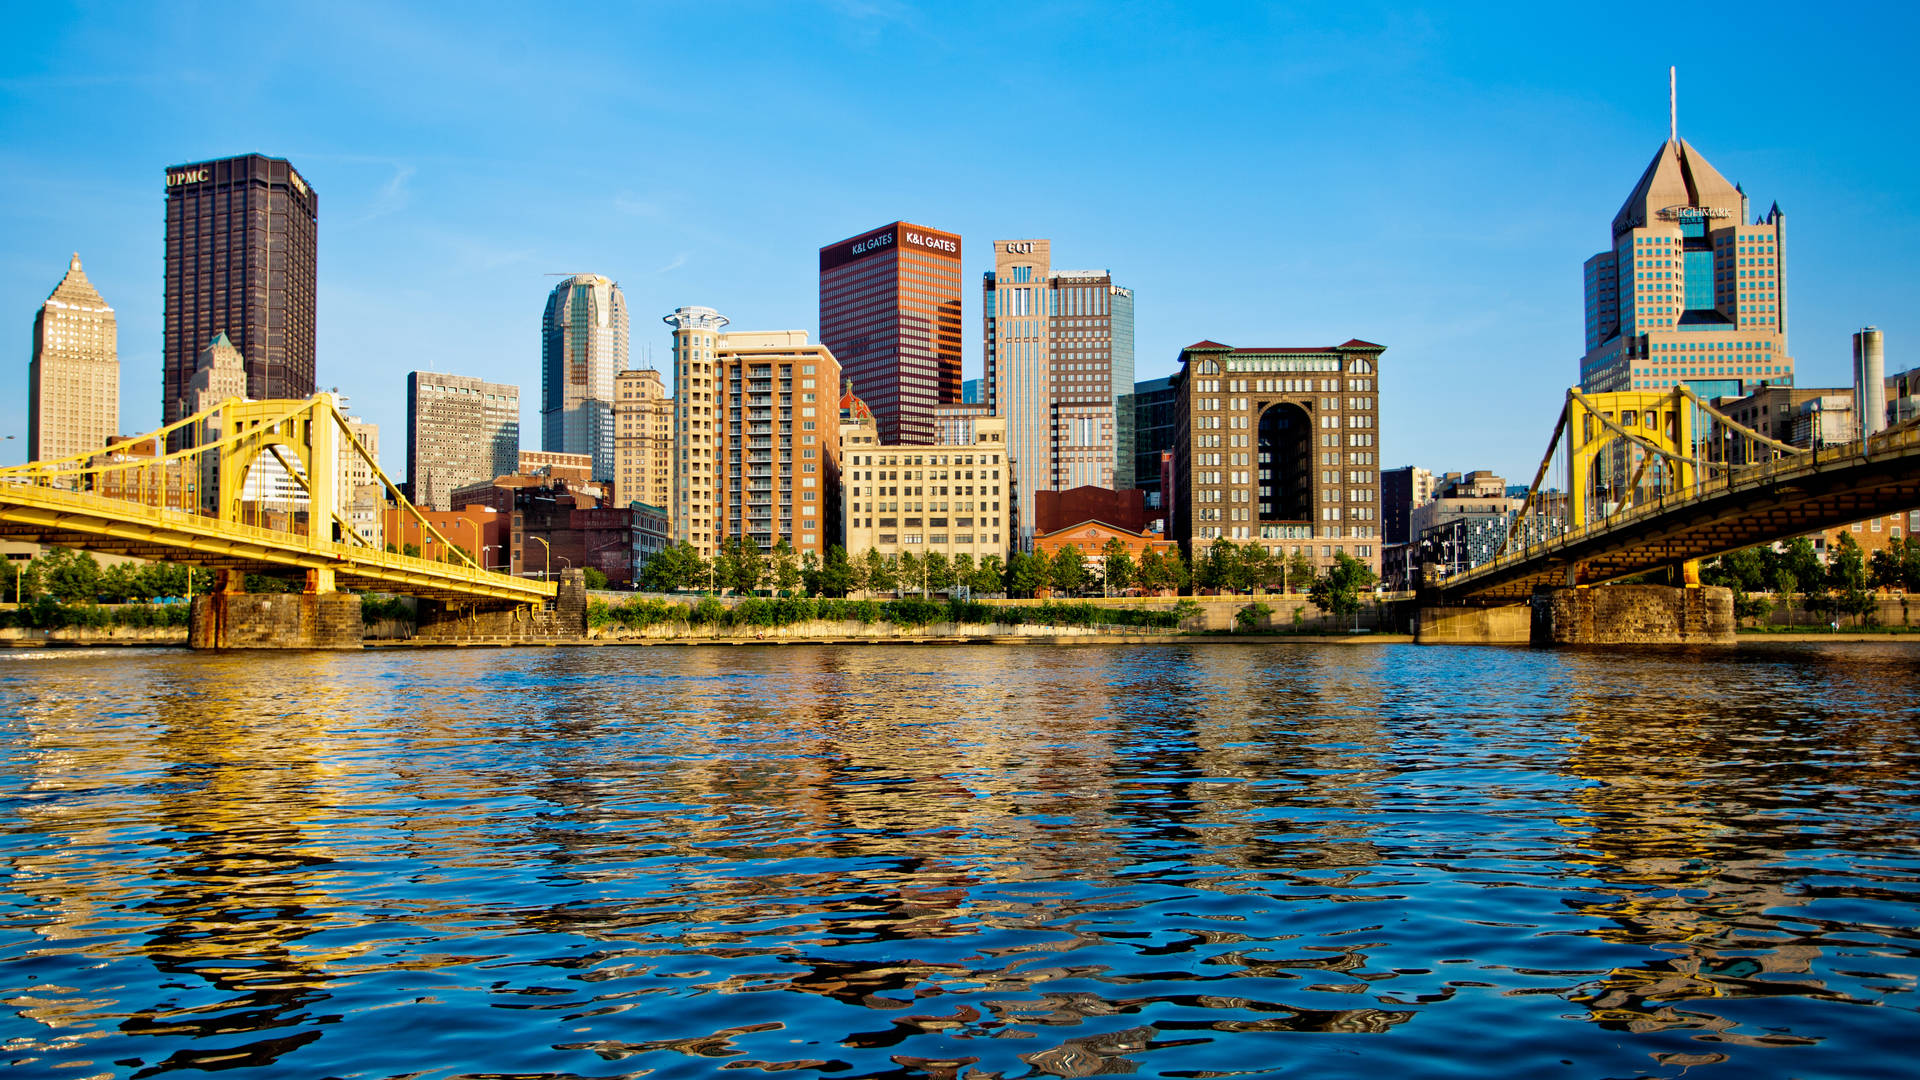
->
xmin=799 ymin=549 xmax=823 ymax=596
xmin=1164 ymin=548 xmax=1192 ymax=593
xmin=1869 ymin=546 xmax=1903 ymax=591
xmin=770 ymin=539 xmax=801 ymax=596
xmin=1901 ymin=535 xmax=1920 ymax=592
xmin=39 ymin=548 xmax=102 ymax=603
xmin=97 ymin=562 xmax=139 ymax=604
xmin=1102 ymin=537 xmax=1135 ymax=596
xmin=924 ymin=551 xmax=954 ymax=597
xmin=581 ymin=567 xmax=610 ymax=590
xmin=1309 ymin=552 xmax=1379 ymax=622
xmin=708 ymin=541 xmax=737 ymax=594
xmin=972 ymin=554 xmax=1004 ymax=596
xmin=845 ymin=546 xmax=869 ymax=596
xmin=864 ymin=548 xmax=895 ymax=596
xmin=1286 ymin=549 xmax=1316 ymax=594
xmin=1008 ymin=550 xmax=1049 ymax=597
xmin=1135 ymin=547 xmax=1167 ymax=593
xmin=817 ymin=546 xmax=854 ymax=598
xmin=1235 ymin=543 xmax=1272 ymax=594
xmin=727 ymin=537 xmax=768 ymax=595
xmin=1827 ymin=532 xmax=1873 ymax=625
xmin=898 ymin=550 xmax=923 ymax=597
xmin=1050 ymin=544 xmax=1088 ymax=596
xmin=952 ymin=553 xmax=975 ymax=596
xmin=1198 ymin=538 xmax=1236 ymax=593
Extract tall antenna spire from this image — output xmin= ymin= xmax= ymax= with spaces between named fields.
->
xmin=1669 ymin=66 xmax=1677 ymax=142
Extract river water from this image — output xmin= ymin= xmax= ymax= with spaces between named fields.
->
xmin=2 ymin=642 xmax=1917 ymax=1079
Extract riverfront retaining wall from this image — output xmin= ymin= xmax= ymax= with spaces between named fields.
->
xmin=413 ymin=569 xmax=588 ymax=644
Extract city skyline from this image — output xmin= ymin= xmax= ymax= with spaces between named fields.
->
xmin=3 ymin=5 xmax=1915 ymax=485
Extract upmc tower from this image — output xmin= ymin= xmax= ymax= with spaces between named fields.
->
xmin=161 ymin=154 xmax=318 ymax=434
xmin=819 ymin=221 xmax=962 ymax=445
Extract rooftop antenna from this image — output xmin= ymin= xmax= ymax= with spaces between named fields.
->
xmin=1669 ymin=66 xmax=1677 ymax=142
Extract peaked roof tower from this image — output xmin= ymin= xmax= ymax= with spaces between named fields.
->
xmin=1610 ymin=138 xmax=1744 ymax=240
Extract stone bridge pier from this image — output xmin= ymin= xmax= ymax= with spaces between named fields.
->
xmin=189 ymin=569 xmax=587 ymax=649
xmin=1529 ymin=584 xmax=1734 ymax=646
xmin=189 ymin=571 xmax=364 ymax=650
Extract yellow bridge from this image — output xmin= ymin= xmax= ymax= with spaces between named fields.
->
xmin=0 ymin=394 xmax=556 ymax=608
xmin=1433 ymin=385 xmax=1920 ymax=604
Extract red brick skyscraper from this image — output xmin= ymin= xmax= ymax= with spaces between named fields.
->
xmin=819 ymin=221 xmax=962 ymax=445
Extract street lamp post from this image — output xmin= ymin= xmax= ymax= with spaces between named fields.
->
xmin=463 ymin=517 xmax=481 ymax=567
xmin=533 ymin=536 xmax=550 ymax=581
xmin=481 ymin=545 xmax=498 ymax=572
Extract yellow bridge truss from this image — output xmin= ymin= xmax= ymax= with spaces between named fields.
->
xmin=0 ymin=394 xmax=555 ymax=605
xmin=1434 ymin=385 xmax=1920 ymax=601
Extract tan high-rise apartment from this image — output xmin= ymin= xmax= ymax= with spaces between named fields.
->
xmin=665 ymin=306 xmax=729 ymax=556
xmin=841 ymin=389 xmax=1010 ymax=559
xmin=982 ymin=240 xmax=1136 ymax=544
xmin=29 ymin=254 xmax=118 ymax=462
xmin=613 ymin=367 xmax=672 ymax=514
xmin=665 ymin=308 xmax=843 ymax=558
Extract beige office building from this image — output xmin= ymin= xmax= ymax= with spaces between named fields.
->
xmin=666 ymin=308 xmax=843 ymax=558
xmin=29 ymin=254 xmax=118 ymax=463
xmin=613 ymin=367 xmax=672 ymax=513
xmin=982 ymin=240 xmax=1135 ymax=543
xmin=841 ymin=391 xmax=1010 ymax=558
xmin=407 ymin=371 xmax=520 ymax=510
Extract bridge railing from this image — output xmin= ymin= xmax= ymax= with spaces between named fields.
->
xmin=1453 ymin=423 xmax=1920 ymax=590
xmin=0 ymin=477 xmax=550 ymax=594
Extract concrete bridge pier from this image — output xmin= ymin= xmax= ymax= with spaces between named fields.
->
xmin=189 ymin=570 xmax=364 ymax=649
xmin=1412 ymin=603 xmax=1532 ymax=645
xmin=1529 ymin=584 xmax=1734 ymax=646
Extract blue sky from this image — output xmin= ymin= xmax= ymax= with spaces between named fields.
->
xmin=3 ymin=1 xmax=1916 ymax=481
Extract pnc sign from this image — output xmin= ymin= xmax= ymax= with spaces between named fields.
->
xmin=166 ymin=167 xmax=209 ymax=188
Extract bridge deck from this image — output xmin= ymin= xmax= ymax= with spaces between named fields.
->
xmin=0 ymin=483 xmax=555 ymax=604
xmin=1437 ymin=425 xmax=1920 ymax=602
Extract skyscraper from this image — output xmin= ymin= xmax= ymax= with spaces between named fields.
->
xmin=29 ymin=253 xmax=117 ymax=462
xmin=982 ymin=240 xmax=1136 ymax=543
xmin=613 ymin=367 xmax=672 ymax=513
xmin=162 ymin=155 xmax=317 ymax=435
xmin=408 ymin=372 xmax=521 ymax=511
xmin=819 ymin=221 xmax=963 ymax=445
xmin=1579 ymin=125 xmax=1793 ymax=396
xmin=541 ymin=274 xmax=627 ymax=482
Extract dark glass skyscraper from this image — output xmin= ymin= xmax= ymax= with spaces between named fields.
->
xmin=819 ymin=221 xmax=962 ymax=445
xmin=162 ymin=154 xmax=317 ymax=433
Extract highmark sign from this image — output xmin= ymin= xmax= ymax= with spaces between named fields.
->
xmin=1658 ymin=205 xmax=1734 ymax=221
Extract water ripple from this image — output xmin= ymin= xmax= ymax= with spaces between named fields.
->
xmin=2 ymin=642 xmax=1917 ymax=1077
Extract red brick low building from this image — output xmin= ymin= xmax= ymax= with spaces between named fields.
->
xmin=1034 ymin=486 xmax=1151 ymax=537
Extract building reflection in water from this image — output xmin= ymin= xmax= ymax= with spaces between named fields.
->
xmin=1554 ymin=647 xmax=1919 ymax=1049
xmin=1 ymin=642 xmax=1915 ymax=1078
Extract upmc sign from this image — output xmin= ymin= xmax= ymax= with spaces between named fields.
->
xmin=820 ymin=222 xmax=962 ymax=272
